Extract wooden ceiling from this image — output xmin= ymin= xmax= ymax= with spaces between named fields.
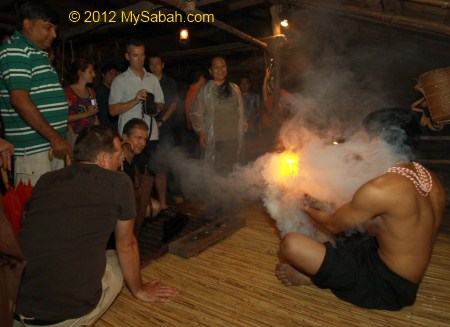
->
xmin=2 ymin=0 xmax=450 ymax=49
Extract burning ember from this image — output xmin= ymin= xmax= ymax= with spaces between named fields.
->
xmin=278 ymin=152 xmax=299 ymax=179
xmin=261 ymin=151 xmax=302 ymax=190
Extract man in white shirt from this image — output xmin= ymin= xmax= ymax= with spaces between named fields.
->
xmin=109 ymin=39 xmax=164 ymax=138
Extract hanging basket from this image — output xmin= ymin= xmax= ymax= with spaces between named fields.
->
xmin=412 ymin=67 xmax=450 ymax=131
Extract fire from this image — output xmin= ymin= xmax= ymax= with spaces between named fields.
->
xmin=279 ymin=153 xmax=299 ymax=178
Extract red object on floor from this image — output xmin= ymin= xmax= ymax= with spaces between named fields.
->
xmin=16 ymin=179 xmax=33 ymax=207
xmin=0 ymin=170 xmax=32 ymax=235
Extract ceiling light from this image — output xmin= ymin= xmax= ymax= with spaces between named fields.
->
xmin=180 ymin=27 xmax=189 ymax=42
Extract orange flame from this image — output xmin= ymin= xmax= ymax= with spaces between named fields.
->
xmin=279 ymin=153 xmax=299 ymax=178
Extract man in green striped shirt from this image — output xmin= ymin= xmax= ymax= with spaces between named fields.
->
xmin=0 ymin=1 xmax=71 ymax=186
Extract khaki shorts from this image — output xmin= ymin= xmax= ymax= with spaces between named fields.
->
xmin=13 ymin=250 xmax=124 ymax=327
xmin=14 ymin=151 xmax=65 ymax=187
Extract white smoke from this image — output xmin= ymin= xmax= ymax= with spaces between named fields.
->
xmin=157 ymin=7 xmax=418 ymax=241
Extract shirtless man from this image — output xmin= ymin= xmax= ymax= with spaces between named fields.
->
xmin=275 ymin=108 xmax=446 ymax=310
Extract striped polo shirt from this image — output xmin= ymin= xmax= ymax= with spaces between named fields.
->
xmin=0 ymin=31 xmax=68 ymax=156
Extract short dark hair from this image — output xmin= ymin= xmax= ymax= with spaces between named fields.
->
xmin=125 ymin=39 xmax=145 ymax=52
xmin=100 ymin=62 xmax=118 ymax=75
xmin=74 ymin=126 xmax=118 ymax=163
xmin=19 ymin=1 xmax=59 ymax=30
xmin=148 ymin=52 xmax=164 ymax=63
xmin=122 ymin=118 xmax=149 ymax=136
xmin=362 ymin=108 xmax=421 ymax=151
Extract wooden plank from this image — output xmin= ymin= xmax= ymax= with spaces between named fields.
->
xmin=168 ymin=216 xmax=246 ymax=258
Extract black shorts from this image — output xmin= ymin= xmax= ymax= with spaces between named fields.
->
xmin=312 ymin=234 xmax=419 ymax=311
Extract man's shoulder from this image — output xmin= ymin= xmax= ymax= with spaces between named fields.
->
xmin=38 ymin=164 xmax=130 ymax=186
xmin=144 ymin=71 xmax=159 ymax=82
xmin=356 ymin=172 xmax=418 ymax=206
xmin=114 ymin=71 xmax=129 ymax=82
xmin=1 ymin=33 xmax=22 ymax=48
xmin=0 ymin=36 xmax=29 ymax=58
xmin=3 ymin=34 xmax=43 ymax=56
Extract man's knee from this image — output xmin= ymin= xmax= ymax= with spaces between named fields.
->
xmin=280 ymin=232 xmax=301 ymax=259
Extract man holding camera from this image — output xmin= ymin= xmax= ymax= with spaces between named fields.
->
xmin=109 ymin=39 xmax=176 ymax=219
xmin=109 ymin=39 xmax=163 ymax=138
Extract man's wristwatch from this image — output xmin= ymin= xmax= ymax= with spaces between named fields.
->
xmin=156 ymin=117 xmax=164 ymax=125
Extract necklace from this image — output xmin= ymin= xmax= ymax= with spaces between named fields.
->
xmin=386 ymin=162 xmax=432 ymax=197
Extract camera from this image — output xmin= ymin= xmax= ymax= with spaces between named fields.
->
xmin=142 ymin=92 xmax=157 ymax=115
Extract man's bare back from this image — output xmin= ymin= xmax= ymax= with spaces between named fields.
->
xmin=362 ymin=163 xmax=445 ymax=283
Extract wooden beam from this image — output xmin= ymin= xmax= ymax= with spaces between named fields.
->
xmin=382 ymin=0 xmax=402 ymax=13
xmin=168 ymin=216 xmax=246 ymax=258
xmin=196 ymin=0 xmax=223 ymax=6
xmin=228 ymin=0 xmax=266 ymax=11
xmin=409 ymin=0 xmax=450 ymax=7
xmin=160 ymin=0 xmax=268 ymax=48
xmin=294 ymin=0 xmax=450 ymax=39
xmin=161 ymin=41 xmax=259 ymax=58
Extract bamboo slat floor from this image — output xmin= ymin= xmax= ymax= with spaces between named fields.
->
xmin=95 ymin=202 xmax=450 ymax=327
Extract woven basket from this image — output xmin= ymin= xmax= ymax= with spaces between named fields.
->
xmin=412 ymin=67 xmax=450 ymax=130
xmin=418 ymin=67 xmax=450 ymax=123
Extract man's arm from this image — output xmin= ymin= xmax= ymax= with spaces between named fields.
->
xmin=109 ymin=95 xmax=144 ymax=117
xmin=158 ymin=79 xmax=178 ymax=123
xmin=157 ymin=102 xmax=176 ymax=126
xmin=0 ymin=138 xmax=14 ymax=171
xmin=108 ymin=77 xmax=147 ymax=116
xmin=115 ymin=219 xmax=178 ymax=302
xmin=10 ymin=90 xmax=71 ymax=158
xmin=304 ymin=180 xmax=390 ymax=234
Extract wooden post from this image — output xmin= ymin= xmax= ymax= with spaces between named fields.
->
xmin=269 ymin=5 xmax=283 ymax=129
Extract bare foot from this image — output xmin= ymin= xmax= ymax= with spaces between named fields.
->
xmin=275 ymin=263 xmax=312 ymax=286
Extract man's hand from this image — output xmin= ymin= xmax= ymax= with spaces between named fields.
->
xmin=50 ymin=136 xmax=72 ymax=160
xmin=0 ymin=139 xmax=14 ymax=171
xmin=135 ymin=279 xmax=178 ymax=302
xmin=136 ymin=89 xmax=148 ymax=103
xmin=109 ymin=89 xmax=147 ymax=116
xmin=302 ymin=193 xmax=335 ymax=212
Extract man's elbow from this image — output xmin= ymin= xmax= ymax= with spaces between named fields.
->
xmin=109 ymin=105 xmax=119 ymax=117
xmin=116 ymin=234 xmax=138 ymax=254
